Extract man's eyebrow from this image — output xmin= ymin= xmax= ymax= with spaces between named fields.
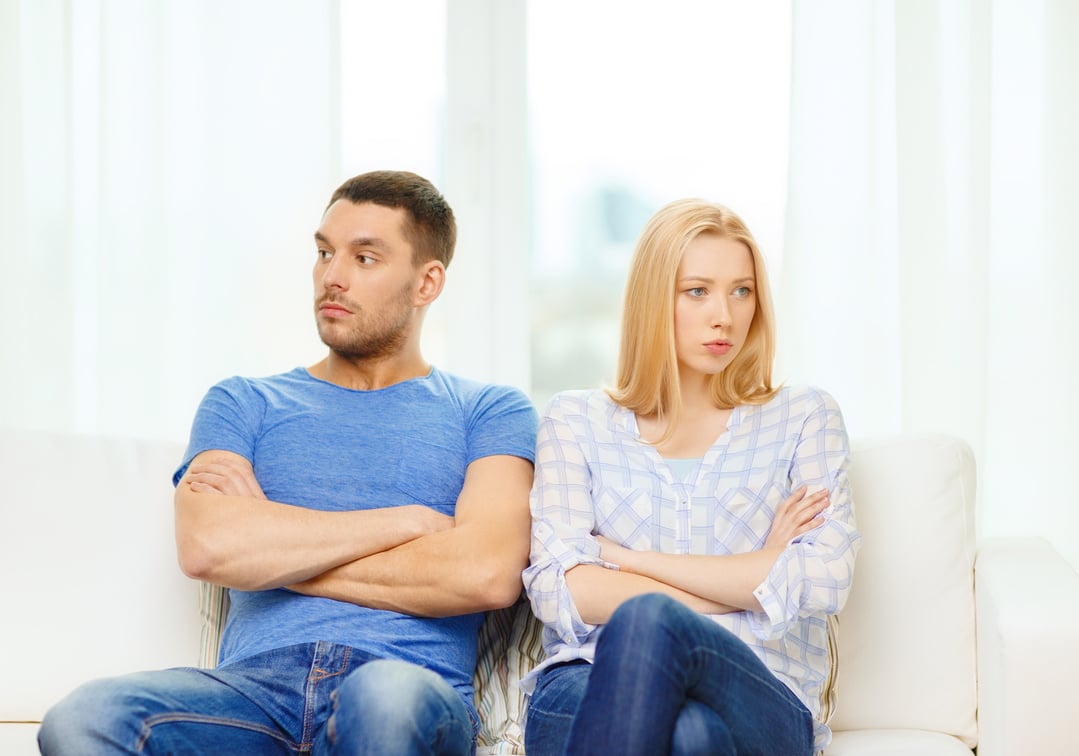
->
xmin=313 ymin=231 xmax=390 ymax=250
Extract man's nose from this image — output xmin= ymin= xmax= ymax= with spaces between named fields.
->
xmin=320 ymin=254 xmax=347 ymax=290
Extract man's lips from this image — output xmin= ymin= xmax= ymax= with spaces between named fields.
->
xmin=705 ymin=340 xmax=732 ymax=355
xmin=318 ymin=302 xmax=353 ymax=318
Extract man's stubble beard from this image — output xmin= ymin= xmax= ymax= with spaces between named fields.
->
xmin=315 ymin=283 xmax=415 ymax=361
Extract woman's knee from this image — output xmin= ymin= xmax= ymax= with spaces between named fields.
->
xmin=610 ymin=593 xmax=684 ymax=627
xmin=602 ymin=593 xmax=695 ymax=649
xmin=671 ymin=700 xmax=734 ymax=756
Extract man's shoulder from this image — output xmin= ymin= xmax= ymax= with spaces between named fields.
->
xmin=205 ymin=367 xmax=311 ymax=405
xmin=427 ymin=367 xmax=534 ymax=412
xmin=211 ymin=367 xmax=308 ymax=391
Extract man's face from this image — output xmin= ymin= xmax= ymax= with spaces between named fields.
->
xmin=312 ymin=200 xmax=419 ymax=359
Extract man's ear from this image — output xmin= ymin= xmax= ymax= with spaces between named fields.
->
xmin=414 ymin=260 xmax=446 ymax=306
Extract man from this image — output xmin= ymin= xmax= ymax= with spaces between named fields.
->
xmin=38 ymin=171 xmax=538 ymax=755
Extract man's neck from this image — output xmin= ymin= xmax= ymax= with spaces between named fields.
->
xmin=308 ymin=351 xmax=431 ymax=391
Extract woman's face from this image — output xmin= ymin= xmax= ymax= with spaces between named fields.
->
xmin=672 ymin=233 xmax=757 ymax=380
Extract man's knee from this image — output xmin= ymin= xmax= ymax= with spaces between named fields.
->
xmin=38 ymin=677 xmax=139 ymax=754
xmin=338 ymin=659 xmax=451 ymax=716
xmin=328 ymin=659 xmax=473 ymax=753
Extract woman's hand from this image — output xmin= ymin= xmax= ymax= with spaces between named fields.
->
xmin=764 ymin=485 xmax=829 ymax=550
xmin=595 ymin=534 xmax=639 ymax=572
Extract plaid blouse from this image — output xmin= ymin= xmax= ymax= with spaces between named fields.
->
xmin=522 ymin=385 xmax=862 ymax=749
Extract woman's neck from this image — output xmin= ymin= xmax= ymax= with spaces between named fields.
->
xmin=637 ymin=395 xmax=733 ymax=459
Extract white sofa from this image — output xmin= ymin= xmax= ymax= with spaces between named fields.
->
xmin=2 ymin=428 xmax=1077 ymax=754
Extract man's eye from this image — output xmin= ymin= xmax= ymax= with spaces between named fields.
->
xmin=316 ymin=249 xmax=332 ymax=260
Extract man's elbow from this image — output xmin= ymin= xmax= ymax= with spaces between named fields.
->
xmin=175 ymin=530 xmax=218 ymax=582
xmin=467 ymin=562 xmax=525 ymax=611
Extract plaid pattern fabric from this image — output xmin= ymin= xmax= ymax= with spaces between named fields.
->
xmin=522 ymin=386 xmax=861 ymax=749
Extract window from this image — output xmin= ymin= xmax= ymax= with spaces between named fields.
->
xmin=526 ymin=1 xmax=792 ymax=406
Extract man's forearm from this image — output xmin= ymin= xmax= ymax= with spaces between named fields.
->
xmin=288 ymin=521 xmax=528 ymax=617
xmin=175 ymin=487 xmax=448 ymax=591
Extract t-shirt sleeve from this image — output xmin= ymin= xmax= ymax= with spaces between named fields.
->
xmin=172 ymin=377 xmax=264 ymax=486
xmin=464 ymin=384 xmax=539 ymax=465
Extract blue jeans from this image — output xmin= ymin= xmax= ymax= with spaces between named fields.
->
xmin=38 ymin=642 xmax=477 ymax=755
xmin=525 ymin=594 xmax=814 ymax=756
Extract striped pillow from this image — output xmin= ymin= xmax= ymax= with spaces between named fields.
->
xmin=473 ymin=597 xmax=545 ymax=754
xmin=197 ymin=581 xmax=230 ymax=669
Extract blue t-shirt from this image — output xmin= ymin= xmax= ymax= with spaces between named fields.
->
xmin=173 ymin=366 xmax=538 ymax=708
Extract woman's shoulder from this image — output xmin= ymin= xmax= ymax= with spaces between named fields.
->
xmin=759 ymin=384 xmax=844 ymax=416
xmin=542 ymin=388 xmax=618 ymax=418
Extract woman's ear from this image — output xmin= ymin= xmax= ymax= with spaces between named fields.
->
xmin=414 ymin=260 xmax=446 ymax=306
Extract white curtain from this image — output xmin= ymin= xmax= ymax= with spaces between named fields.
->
xmin=0 ymin=0 xmax=341 ymax=443
xmin=779 ymin=0 xmax=1079 ymax=567
xmin=3 ymin=0 xmax=1076 ymax=567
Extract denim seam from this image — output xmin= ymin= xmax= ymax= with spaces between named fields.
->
xmin=303 ymin=643 xmax=353 ymax=748
xmin=136 ymin=713 xmax=300 ymax=752
xmin=690 ymin=646 xmax=810 ymax=718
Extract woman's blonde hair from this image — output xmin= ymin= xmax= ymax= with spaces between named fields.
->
xmin=607 ymin=199 xmax=779 ymax=429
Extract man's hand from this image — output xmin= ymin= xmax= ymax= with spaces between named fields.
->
xmin=185 ymin=454 xmax=267 ymax=499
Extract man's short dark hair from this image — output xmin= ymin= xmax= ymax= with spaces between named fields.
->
xmin=327 ymin=171 xmax=457 ymax=268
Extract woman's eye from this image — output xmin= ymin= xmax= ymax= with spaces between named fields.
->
xmin=687 ymin=287 xmax=707 ymax=297
xmin=733 ymin=286 xmax=752 ymax=298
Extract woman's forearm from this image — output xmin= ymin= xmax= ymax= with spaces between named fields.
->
xmin=564 ymin=563 xmax=737 ymax=624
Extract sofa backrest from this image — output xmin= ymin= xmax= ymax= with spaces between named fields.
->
xmin=1 ymin=429 xmax=199 ymax=722
xmin=833 ymin=433 xmax=978 ymax=746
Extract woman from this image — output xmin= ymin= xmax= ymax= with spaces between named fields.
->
xmin=522 ymin=199 xmax=861 ymax=755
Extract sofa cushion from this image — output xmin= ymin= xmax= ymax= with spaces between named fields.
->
xmin=1 ymin=430 xmax=200 ymax=722
xmin=831 ymin=435 xmax=977 ymax=746
xmin=826 ymin=728 xmax=973 ymax=755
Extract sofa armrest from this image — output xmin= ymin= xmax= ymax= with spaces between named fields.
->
xmin=974 ymin=537 xmax=1079 ymax=756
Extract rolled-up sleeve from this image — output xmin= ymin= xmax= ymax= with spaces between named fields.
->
xmin=522 ymin=405 xmax=608 ymax=646
xmin=749 ymin=389 xmax=862 ymax=640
